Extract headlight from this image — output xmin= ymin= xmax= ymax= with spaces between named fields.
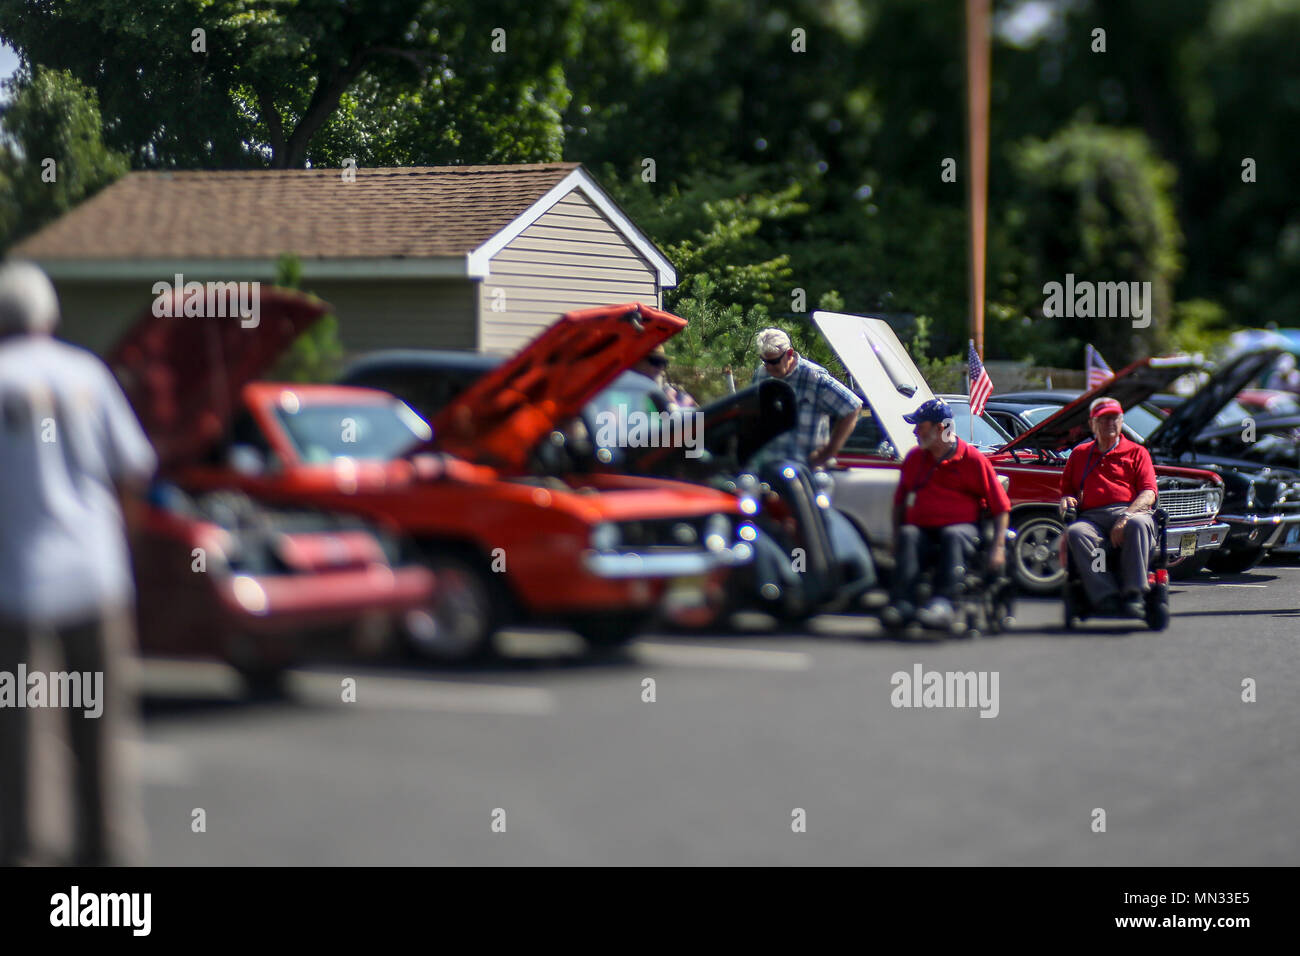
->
xmin=1207 ymin=488 xmax=1223 ymax=512
xmin=590 ymin=522 xmax=620 ymax=551
xmin=704 ymin=514 xmax=730 ymax=551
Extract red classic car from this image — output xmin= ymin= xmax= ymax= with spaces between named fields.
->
xmin=111 ymin=289 xmax=436 ymax=689
xmin=127 ymin=297 xmax=756 ymax=660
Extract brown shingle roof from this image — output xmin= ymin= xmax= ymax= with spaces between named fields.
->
xmin=13 ymin=163 xmax=581 ymax=261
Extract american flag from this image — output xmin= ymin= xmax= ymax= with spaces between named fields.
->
xmin=1085 ymin=343 xmax=1114 ymax=390
xmin=968 ymin=340 xmax=993 ymax=417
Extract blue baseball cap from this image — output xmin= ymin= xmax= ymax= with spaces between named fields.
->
xmin=903 ymin=398 xmax=953 ymax=425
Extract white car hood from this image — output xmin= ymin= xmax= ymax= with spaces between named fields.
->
xmin=812 ymin=311 xmax=935 ymax=457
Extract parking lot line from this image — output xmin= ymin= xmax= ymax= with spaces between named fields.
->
xmin=290 ymin=670 xmax=557 ymax=715
xmin=634 ymin=643 xmax=813 ymax=671
xmin=1219 ymin=583 xmax=1268 ymax=588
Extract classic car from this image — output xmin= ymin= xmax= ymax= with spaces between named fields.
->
xmin=994 ymin=347 xmax=1300 ymax=572
xmin=110 ymin=289 xmax=437 ymax=689
xmin=182 ymin=301 xmax=757 ymax=659
xmin=810 ymin=312 xmax=1228 ymax=594
xmin=343 ymin=351 xmax=878 ymax=624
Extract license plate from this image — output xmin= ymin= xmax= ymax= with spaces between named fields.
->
xmin=1179 ymin=533 xmax=1197 ymax=558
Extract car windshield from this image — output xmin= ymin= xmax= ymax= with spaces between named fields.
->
xmin=1121 ymin=402 xmax=1166 ymax=439
xmin=275 ymin=400 xmax=433 ymax=463
xmin=946 ymin=401 xmax=1012 ymax=449
xmin=1021 ymin=405 xmax=1062 ymax=426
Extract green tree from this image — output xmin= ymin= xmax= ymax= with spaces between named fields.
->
xmin=0 ymin=67 xmax=129 ymax=250
xmin=1007 ymin=121 xmax=1182 ymax=365
xmin=0 ymin=0 xmax=579 ymax=169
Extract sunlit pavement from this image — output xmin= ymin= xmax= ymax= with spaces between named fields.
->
xmin=134 ymin=566 xmax=1300 ymax=865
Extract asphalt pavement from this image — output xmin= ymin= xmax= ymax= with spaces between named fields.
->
xmin=118 ymin=564 xmax=1300 ymax=865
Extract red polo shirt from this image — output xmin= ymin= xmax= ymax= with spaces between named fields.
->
xmin=894 ymin=438 xmax=1011 ymax=528
xmin=1061 ymin=435 xmax=1158 ymax=511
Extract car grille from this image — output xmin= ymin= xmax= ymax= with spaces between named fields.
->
xmin=1157 ymin=487 xmax=1216 ymax=521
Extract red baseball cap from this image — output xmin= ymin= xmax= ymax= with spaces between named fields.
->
xmin=1090 ymin=398 xmax=1123 ymax=419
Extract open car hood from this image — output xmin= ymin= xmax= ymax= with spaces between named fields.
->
xmin=432 ymin=303 xmax=686 ymax=471
xmin=1145 ymin=349 xmax=1284 ymax=454
xmin=999 ymin=356 xmax=1202 ymax=454
xmin=108 ymin=287 xmax=329 ymax=470
xmin=811 ymin=311 xmax=935 ymax=457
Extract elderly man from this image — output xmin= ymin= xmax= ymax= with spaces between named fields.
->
xmin=886 ymin=398 xmax=1011 ymax=628
xmin=1060 ymin=397 xmax=1159 ymax=618
xmin=752 ymin=327 xmax=861 ymax=467
xmin=0 ymin=261 xmax=156 ymax=865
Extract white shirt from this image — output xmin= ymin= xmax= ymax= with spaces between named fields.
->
xmin=0 ymin=335 xmax=157 ymax=623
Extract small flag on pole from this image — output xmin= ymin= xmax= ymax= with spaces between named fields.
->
xmin=968 ymin=339 xmax=993 ymax=417
xmin=1085 ymin=344 xmax=1114 ymax=390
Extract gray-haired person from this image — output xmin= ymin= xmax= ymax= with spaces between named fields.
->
xmin=752 ymin=327 xmax=862 ymax=467
xmin=0 ymin=261 xmax=157 ymax=865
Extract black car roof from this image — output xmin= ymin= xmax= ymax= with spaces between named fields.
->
xmin=341 ymin=349 xmax=503 ymax=378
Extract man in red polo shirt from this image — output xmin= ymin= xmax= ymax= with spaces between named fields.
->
xmin=1060 ymin=397 xmax=1159 ymax=617
xmin=886 ymin=398 xmax=1011 ymax=628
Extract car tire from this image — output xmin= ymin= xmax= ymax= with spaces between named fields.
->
xmin=1010 ymin=512 xmax=1067 ymax=595
xmin=568 ymin=613 xmax=645 ymax=652
xmin=1206 ymin=546 xmax=1266 ymax=575
xmin=404 ymin=552 xmax=501 ymax=663
xmin=1166 ymin=550 xmax=1211 ymax=579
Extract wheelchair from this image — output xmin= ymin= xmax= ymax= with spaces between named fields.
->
xmin=1061 ymin=506 xmax=1170 ymax=632
xmin=882 ymin=517 xmax=1017 ymax=640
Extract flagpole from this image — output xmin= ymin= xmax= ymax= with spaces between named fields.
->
xmin=966 ymin=0 xmax=990 ymax=359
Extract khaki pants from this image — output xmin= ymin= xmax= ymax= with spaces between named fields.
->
xmin=0 ymin=608 xmax=144 ymax=866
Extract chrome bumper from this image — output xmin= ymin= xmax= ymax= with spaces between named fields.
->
xmin=1163 ymin=522 xmax=1229 ymax=556
xmin=583 ymin=542 xmax=754 ymax=579
xmin=1217 ymin=511 xmax=1300 ymax=550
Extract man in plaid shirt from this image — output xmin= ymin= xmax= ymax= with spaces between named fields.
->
xmin=751 ymin=328 xmax=862 ymax=466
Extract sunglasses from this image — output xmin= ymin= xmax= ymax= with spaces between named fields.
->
xmin=761 ymin=351 xmax=789 ymax=366
xmin=647 ymin=356 xmax=669 ymax=369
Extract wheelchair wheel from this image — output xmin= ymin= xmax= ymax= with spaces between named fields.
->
xmin=1145 ymin=589 xmax=1170 ymax=632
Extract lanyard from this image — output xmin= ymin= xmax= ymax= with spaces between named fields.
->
xmin=911 ymin=442 xmax=958 ymax=494
xmin=1077 ymin=437 xmax=1120 ymax=494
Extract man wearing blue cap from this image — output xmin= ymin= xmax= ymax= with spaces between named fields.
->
xmin=886 ymin=398 xmax=1011 ymax=628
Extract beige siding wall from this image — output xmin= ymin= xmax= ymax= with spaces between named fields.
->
xmin=50 ymin=276 xmax=477 ymax=356
xmin=304 ymin=279 xmax=477 ymax=353
xmin=478 ymin=189 xmax=660 ymax=354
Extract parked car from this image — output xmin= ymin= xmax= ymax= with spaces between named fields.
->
xmin=264 ymin=301 xmax=755 ymax=658
xmin=344 ymin=350 xmax=878 ymax=624
xmin=810 ymin=313 xmax=1228 ymax=594
xmin=993 ymin=347 xmax=1300 ymax=573
xmin=110 ymin=288 xmax=436 ymax=689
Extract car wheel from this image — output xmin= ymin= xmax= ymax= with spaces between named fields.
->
xmin=1206 ymin=546 xmax=1266 ymax=575
xmin=404 ymin=553 xmax=500 ymax=662
xmin=1010 ymin=513 xmax=1066 ymax=595
xmin=568 ymin=613 xmax=646 ymax=652
xmin=1166 ymin=551 xmax=1211 ymax=579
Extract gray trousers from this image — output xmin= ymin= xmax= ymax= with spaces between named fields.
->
xmin=1066 ymin=505 xmax=1157 ymax=604
xmin=893 ymin=523 xmax=981 ymax=603
xmin=0 ymin=607 xmax=144 ymax=866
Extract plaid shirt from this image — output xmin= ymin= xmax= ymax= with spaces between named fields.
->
xmin=753 ymin=354 xmax=862 ymax=463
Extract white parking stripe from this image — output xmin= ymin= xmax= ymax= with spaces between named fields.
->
xmin=1219 ymin=584 xmax=1268 ymax=588
xmin=289 ymin=671 xmax=556 ymax=715
xmin=634 ymin=643 xmax=812 ymax=671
